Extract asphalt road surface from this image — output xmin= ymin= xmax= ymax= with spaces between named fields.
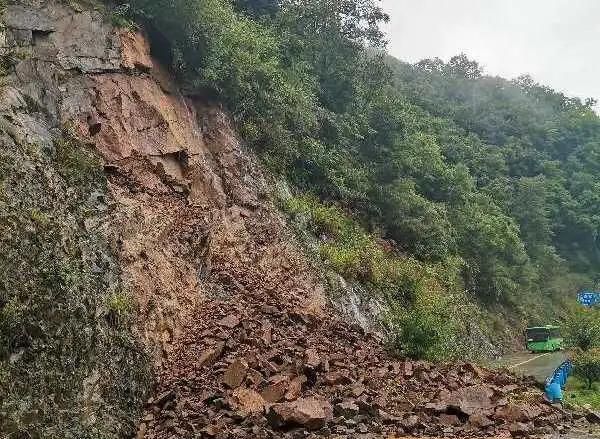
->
xmin=492 ymin=350 xmax=568 ymax=383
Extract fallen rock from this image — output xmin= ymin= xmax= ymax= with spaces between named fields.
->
xmin=261 ymin=321 xmax=273 ymax=345
xmin=439 ymin=413 xmax=461 ymax=426
xmin=152 ymin=389 xmax=175 ymax=407
xmin=267 ymin=397 xmax=333 ymax=430
xmin=222 ymin=358 xmax=248 ymax=388
xmin=285 ymin=375 xmax=306 ymax=401
xmin=469 ymin=413 xmax=494 ymax=428
xmin=424 ymin=401 xmax=449 ymax=413
xmin=403 ymin=361 xmax=413 ymax=377
xmin=507 ymin=421 xmax=533 ymax=437
xmin=351 ymin=383 xmax=366 ymax=397
xmin=400 ymin=414 xmax=420 ymax=432
xmin=304 ymin=348 xmax=321 ymax=369
xmin=217 ymin=314 xmax=241 ymax=328
xmin=495 ymin=403 xmax=542 ymax=423
xmin=198 ymin=342 xmax=225 ymax=367
xmin=334 ymin=401 xmax=360 ymax=419
xmin=261 ymin=376 xmax=290 ymax=403
xmin=586 ymin=408 xmax=600 ymax=423
xmin=324 ymin=371 xmax=353 ymax=385
xmin=444 ymin=384 xmax=495 ymax=416
xmin=230 ymin=388 xmax=265 ymax=414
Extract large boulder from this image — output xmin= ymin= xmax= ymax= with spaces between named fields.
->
xmin=267 ymin=397 xmax=333 ymax=430
xmin=443 ymin=385 xmax=495 ymax=416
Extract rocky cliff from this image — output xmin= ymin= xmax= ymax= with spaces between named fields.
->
xmin=0 ymin=2 xmax=594 ymax=438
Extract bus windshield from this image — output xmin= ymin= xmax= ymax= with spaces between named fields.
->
xmin=526 ymin=328 xmax=550 ymax=342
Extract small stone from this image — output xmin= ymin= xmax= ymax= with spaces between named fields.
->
xmin=304 ymin=348 xmax=321 ymax=369
xmin=222 ymin=358 xmax=249 ymax=388
xmin=217 ymin=314 xmax=240 ymax=328
xmin=334 ymin=401 xmax=360 ymax=419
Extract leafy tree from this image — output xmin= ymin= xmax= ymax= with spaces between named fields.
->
xmin=573 ymin=348 xmax=600 ymax=390
xmin=233 ymin=0 xmax=279 ymax=16
xmin=565 ymin=308 xmax=600 ymax=351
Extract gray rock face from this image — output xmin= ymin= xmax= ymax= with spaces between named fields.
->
xmin=3 ymin=4 xmax=56 ymax=31
xmin=0 ymin=1 xmax=151 ymax=438
xmin=3 ymin=2 xmax=120 ymax=72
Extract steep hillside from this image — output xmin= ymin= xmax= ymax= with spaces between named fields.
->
xmin=105 ymin=0 xmax=600 ymax=362
xmin=0 ymin=1 xmax=598 ymax=438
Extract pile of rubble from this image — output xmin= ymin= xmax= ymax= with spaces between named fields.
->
xmin=138 ymin=291 xmax=592 ymax=438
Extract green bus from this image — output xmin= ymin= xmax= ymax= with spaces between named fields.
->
xmin=525 ymin=325 xmax=563 ymax=353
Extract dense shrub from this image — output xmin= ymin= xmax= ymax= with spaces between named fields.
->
xmin=386 ymin=294 xmax=458 ymax=361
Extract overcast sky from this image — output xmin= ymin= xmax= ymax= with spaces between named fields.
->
xmin=380 ymin=0 xmax=600 ymax=106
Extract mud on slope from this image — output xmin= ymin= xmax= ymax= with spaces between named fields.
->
xmin=0 ymin=2 xmax=595 ymax=438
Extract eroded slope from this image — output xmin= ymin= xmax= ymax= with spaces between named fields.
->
xmin=0 ymin=2 xmax=592 ymax=438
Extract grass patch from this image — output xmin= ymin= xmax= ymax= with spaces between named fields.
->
xmin=54 ymin=132 xmax=104 ymax=189
xmin=281 ymin=193 xmax=426 ymax=300
xmin=565 ymin=376 xmax=600 ymax=409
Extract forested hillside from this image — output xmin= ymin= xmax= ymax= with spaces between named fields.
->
xmin=112 ymin=0 xmax=600 ymax=358
xmin=2 ymin=0 xmax=599 ymax=436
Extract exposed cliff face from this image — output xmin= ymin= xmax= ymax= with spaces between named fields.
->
xmin=0 ymin=1 xmax=327 ymax=436
xmin=0 ymin=2 xmax=590 ymax=439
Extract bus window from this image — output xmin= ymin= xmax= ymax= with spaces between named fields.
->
xmin=526 ymin=328 xmax=549 ymax=342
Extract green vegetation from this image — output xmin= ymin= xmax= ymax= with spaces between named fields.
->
xmin=281 ymin=192 xmax=498 ymax=360
xmin=564 ymin=308 xmax=600 ymax=406
xmin=113 ymin=0 xmax=600 ymax=358
xmin=572 ymin=349 xmax=600 ymax=391
xmin=565 ymin=375 xmax=600 ymax=409
xmin=0 ymin=129 xmax=150 ymax=438
xmin=565 ymin=307 xmax=600 ymax=351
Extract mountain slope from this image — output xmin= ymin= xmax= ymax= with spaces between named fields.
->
xmin=0 ymin=1 xmax=591 ymax=438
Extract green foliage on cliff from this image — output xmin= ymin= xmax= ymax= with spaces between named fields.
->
xmin=115 ymin=0 xmax=599 ymax=357
xmin=0 ymin=130 xmax=150 ymax=438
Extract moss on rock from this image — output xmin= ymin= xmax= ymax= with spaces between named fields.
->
xmin=0 ymin=128 xmax=150 ymax=438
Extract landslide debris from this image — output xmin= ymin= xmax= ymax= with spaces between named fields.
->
xmin=0 ymin=2 xmax=595 ymax=439
xmin=138 ymin=292 xmax=585 ymax=439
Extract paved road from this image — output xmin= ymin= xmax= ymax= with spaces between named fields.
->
xmin=491 ymin=351 xmax=568 ymax=383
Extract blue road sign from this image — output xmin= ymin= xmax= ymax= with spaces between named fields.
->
xmin=577 ymin=290 xmax=600 ymax=307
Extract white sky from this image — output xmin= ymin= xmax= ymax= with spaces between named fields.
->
xmin=380 ymin=0 xmax=600 ymax=106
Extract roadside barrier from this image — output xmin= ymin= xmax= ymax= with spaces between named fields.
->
xmin=544 ymin=360 xmax=572 ymax=403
